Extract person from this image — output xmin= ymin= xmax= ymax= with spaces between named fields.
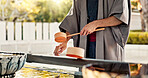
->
xmin=54 ymin=0 xmax=131 ymax=61
xmin=139 ymin=0 xmax=148 ymax=32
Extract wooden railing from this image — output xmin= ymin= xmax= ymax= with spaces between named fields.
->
xmin=0 ymin=21 xmax=61 ymax=41
xmin=0 ymin=21 xmax=73 ymax=54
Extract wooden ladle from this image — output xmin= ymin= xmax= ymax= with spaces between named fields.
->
xmin=54 ymin=28 xmax=105 ymax=43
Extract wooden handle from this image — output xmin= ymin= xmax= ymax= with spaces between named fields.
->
xmin=94 ymin=28 xmax=105 ymax=32
xmin=89 ymin=66 xmax=105 ymax=71
xmin=67 ymin=28 xmax=105 ymax=37
xmin=67 ymin=33 xmax=80 ymax=37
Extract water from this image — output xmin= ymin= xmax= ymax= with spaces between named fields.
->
xmin=15 ymin=63 xmax=77 ymax=78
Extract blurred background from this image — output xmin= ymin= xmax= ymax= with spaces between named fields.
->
xmin=0 ymin=0 xmax=72 ymax=22
xmin=0 ymin=0 xmax=148 ymax=63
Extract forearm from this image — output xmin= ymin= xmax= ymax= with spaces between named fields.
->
xmin=94 ymin=16 xmax=122 ymax=28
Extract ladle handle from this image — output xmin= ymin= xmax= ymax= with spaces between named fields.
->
xmin=67 ymin=28 xmax=105 ymax=37
xmin=94 ymin=28 xmax=105 ymax=32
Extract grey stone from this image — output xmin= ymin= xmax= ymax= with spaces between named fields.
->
xmin=0 ymin=52 xmax=27 ymax=75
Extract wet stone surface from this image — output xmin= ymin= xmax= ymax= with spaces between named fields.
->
xmin=15 ymin=64 xmax=75 ymax=78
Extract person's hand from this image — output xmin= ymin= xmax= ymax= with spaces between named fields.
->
xmin=54 ymin=42 xmax=67 ymax=56
xmin=80 ymin=21 xmax=98 ymax=36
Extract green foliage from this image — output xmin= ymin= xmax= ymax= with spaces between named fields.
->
xmin=127 ymin=32 xmax=148 ymax=44
xmin=0 ymin=0 xmax=72 ymax=22
xmin=18 ymin=0 xmax=72 ymax=22
xmin=27 ymin=0 xmax=72 ymax=22
xmin=130 ymin=64 xmax=138 ymax=71
xmin=131 ymin=1 xmax=138 ymax=7
xmin=130 ymin=30 xmax=142 ymax=32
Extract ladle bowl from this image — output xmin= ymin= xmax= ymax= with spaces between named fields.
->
xmin=66 ymin=47 xmax=84 ymax=59
xmin=54 ymin=32 xmax=67 ymax=43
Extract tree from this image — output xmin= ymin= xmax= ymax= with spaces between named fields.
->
xmin=0 ymin=0 xmax=11 ymax=21
xmin=0 ymin=0 xmax=40 ymax=22
xmin=0 ymin=0 xmax=72 ymax=22
xmin=35 ymin=0 xmax=72 ymax=22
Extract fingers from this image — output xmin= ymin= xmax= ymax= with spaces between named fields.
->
xmin=80 ymin=27 xmax=88 ymax=36
xmin=80 ymin=29 xmax=84 ymax=35
xmin=81 ymin=24 xmax=95 ymax=36
xmin=86 ymin=31 xmax=92 ymax=36
xmin=83 ymin=30 xmax=87 ymax=36
xmin=59 ymin=47 xmax=65 ymax=53
xmin=54 ymin=45 xmax=63 ymax=56
xmin=54 ymin=46 xmax=60 ymax=56
xmin=54 ymin=43 xmax=67 ymax=56
xmin=89 ymin=31 xmax=93 ymax=34
xmin=80 ymin=28 xmax=92 ymax=36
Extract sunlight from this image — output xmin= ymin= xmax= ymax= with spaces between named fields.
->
xmin=53 ymin=0 xmax=63 ymax=4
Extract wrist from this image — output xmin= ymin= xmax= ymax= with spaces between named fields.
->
xmin=93 ymin=21 xmax=99 ymax=28
xmin=63 ymin=41 xmax=68 ymax=44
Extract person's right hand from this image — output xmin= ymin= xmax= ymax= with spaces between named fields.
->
xmin=54 ymin=42 xmax=67 ymax=56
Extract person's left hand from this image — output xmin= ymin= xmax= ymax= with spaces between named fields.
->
xmin=80 ymin=21 xmax=98 ymax=36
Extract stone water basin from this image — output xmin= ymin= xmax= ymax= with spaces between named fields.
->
xmin=0 ymin=52 xmax=27 ymax=76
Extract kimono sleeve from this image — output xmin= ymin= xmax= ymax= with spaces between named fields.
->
xmin=59 ymin=0 xmax=80 ymax=34
xmin=109 ymin=0 xmax=130 ymax=25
